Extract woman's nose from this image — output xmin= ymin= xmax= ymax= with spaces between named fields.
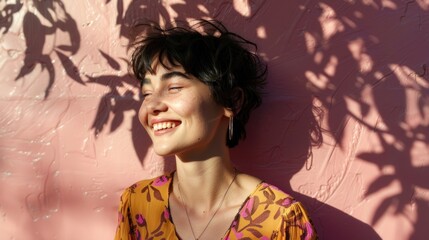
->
xmin=144 ymin=94 xmax=168 ymax=115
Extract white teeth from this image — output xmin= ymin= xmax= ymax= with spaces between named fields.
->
xmin=152 ymin=122 xmax=178 ymax=131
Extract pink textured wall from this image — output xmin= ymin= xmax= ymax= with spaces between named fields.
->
xmin=1 ymin=1 xmax=428 ymax=239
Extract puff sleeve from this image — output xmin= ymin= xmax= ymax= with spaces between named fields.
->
xmin=278 ymin=201 xmax=317 ymax=240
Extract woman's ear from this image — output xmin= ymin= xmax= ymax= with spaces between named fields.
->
xmin=224 ymin=108 xmax=233 ymax=118
xmin=223 ymin=88 xmax=244 ymax=118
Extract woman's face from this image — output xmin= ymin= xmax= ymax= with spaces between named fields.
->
xmin=138 ymin=62 xmax=230 ymax=157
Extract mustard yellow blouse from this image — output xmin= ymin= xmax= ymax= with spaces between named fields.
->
xmin=115 ymin=173 xmax=317 ymax=240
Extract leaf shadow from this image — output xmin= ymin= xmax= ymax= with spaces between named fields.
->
xmin=14 ymin=0 xmax=80 ymax=99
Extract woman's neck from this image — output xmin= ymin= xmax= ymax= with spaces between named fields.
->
xmin=173 ymin=154 xmax=236 ymax=213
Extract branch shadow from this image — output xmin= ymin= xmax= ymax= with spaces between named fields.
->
xmin=13 ymin=0 xmax=82 ymax=99
xmin=87 ymin=70 xmax=151 ymax=162
xmin=265 ymin=1 xmax=428 ymax=239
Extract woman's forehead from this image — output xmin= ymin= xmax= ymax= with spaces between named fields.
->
xmin=146 ymin=55 xmax=185 ymax=75
xmin=147 ymin=61 xmax=185 ymax=76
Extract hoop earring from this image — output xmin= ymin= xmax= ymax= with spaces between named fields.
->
xmin=228 ymin=116 xmax=234 ymax=141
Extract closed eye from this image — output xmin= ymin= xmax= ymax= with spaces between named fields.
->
xmin=168 ymin=86 xmax=183 ymax=93
xmin=141 ymin=91 xmax=152 ymax=99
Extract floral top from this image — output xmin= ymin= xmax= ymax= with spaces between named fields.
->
xmin=115 ymin=173 xmax=317 ymax=240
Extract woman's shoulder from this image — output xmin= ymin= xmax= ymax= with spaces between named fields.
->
xmin=121 ymin=172 xmax=173 ymax=199
xmin=236 ymin=174 xmax=310 ymax=218
xmin=255 ymin=182 xmax=295 ymax=203
xmin=253 ymin=182 xmax=313 ymax=215
xmin=234 ymin=181 xmax=317 ymax=239
xmin=237 ymin=173 xmax=295 ymax=206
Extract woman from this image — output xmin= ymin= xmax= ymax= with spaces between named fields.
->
xmin=115 ymin=20 xmax=317 ymax=240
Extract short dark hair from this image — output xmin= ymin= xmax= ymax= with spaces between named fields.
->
xmin=131 ymin=19 xmax=267 ymax=147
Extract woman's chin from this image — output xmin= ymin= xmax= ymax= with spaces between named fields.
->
xmin=152 ymin=145 xmax=177 ymax=157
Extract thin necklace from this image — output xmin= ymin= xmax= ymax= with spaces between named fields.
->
xmin=177 ymin=171 xmax=237 ymax=240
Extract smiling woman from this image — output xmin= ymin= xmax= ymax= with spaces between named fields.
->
xmin=114 ymin=19 xmax=317 ymax=240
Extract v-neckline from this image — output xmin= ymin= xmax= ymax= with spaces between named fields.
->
xmin=165 ymin=171 xmax=264 ymax=239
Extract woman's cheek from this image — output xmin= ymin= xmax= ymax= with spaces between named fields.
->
xmin=138 ymin=104 xmax=148 ymax=127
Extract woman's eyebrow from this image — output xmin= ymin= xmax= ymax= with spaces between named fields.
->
xmin=141 ymin=71 xmax=190 ymax=87
xmin=161 ymin=71 xmax=191 ymax=81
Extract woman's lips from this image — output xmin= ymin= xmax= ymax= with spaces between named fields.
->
xmin=152 ymin=121 xmax=180 ymax=131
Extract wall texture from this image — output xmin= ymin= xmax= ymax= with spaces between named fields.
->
xmin=1 ymin=0 xmax=428 ymax=239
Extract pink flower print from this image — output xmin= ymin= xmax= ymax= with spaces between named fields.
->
xmin=232 ymin=227 xmax=244 ymax=239
xmin=260 ymin=236 xmax=270 ymax=240
xmin=134 ymin=228 xmax=142 ymax=240
xmin=152 ymin=176 xmax=169 ymax=187
xmin=224 ymin=220 xmax=239 ymax=240
xmin=240 ymin=197 xmax=254 ymax=218
xmin=163 ymin=208 xmax=170 ymax=220
xmin=281 ymin=197 xmax=294 ymax=207
xmin=135 ymin=214 xmax=146 ymax=227
xmin=304 ymin=222 xmax=315 ymax=240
